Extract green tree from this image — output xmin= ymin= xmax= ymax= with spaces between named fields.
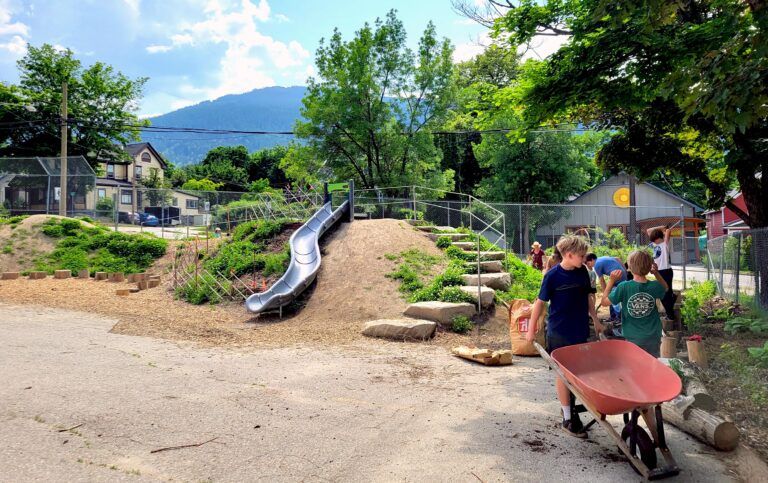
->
xmin=185 ymin=146 xmax=248 ymax=191
xmin=181 ymin=178 xmax=223 ymax=192
xmin=291 ymin=10 xmax=456 ymax=189
xmin=140 ymin=168 xmax=173 ymax=206
xmin=0 ymin=44 xmax=147 ymax=166
xmin=492 ymin=0 xmax=766 ymax=228
xmin=248 ymin=146 xmax=289 ymax=187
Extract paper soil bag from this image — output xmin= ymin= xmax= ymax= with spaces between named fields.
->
xmin=508 ymin=299 xmax=545 ymax=356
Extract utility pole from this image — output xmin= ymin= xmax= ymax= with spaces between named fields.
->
xmin=59 ymin=81 xmax=68 ymax=217
xmin=628 ymin=175 xmax=637 ymax=244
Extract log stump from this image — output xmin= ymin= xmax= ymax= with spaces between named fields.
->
xmin=660 ymin=336 xmax=678 ymax=358
xmin=77 ymin=269 xmax=90 ymax=279
xmin=116 ymin=289 xmax=130 ymax=296
xmin=29 ymin=271 xmax=47 ymax=280
xmin=134 ymin=273 xmax=147 ymax=282
xmin=137 ymin=281 xmax=149 ymax=290
xmin=687 ymin=340 xmax=708 ymax=368
xmin=126 ymin=274 xmax=136 ymax=283
xmin=54 ymin=270 xmax=71 ymax=279
xmin=109 ymin=272 xmax=125 ymax=283
xmin=95 ymin=272 xmax=108 ymax=281
xmin=1 ymin=272 xmax=20 ymax=280
xmin=148 ymin=280 xmax=160 ymax=288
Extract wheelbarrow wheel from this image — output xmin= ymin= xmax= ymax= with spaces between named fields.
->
xmin=620 ymin=422 xmax=657 ymax=472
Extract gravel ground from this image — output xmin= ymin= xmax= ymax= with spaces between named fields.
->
xmin=0 ymin=303 xmax=754 ymax=482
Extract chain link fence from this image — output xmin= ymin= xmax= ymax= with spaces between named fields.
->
xmin=706 ymin=227 xmax=768 ymax=309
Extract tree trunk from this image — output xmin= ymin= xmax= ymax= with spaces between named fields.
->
xmin=679 ymin=362 xmax=716 ymax=411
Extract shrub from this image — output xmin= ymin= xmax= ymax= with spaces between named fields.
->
xmin=725 ymin=316 xmax=768 ymax=335
xmin=681 ymin=280 xmax=718 ymax=333
xmin=438 ymin=286 xmax=476 ymax=304
xmin=175 ymin=273 xmax=229 ymax=305
xmin=435 ymin=236 xmax=453 ymax=249
xmin=232 ymin=219 xmax=284 ymax=243
xmin=498 ymin=254 xmax=543 ymax=303
xmin=388 ymin=263 xmax=424 ymax=293
xmin=263 ymin=251 xmax=290 ymax=277
xmin=451 ymin=315 xmax=473 ymax=334
xmin=0 ymin=215 xmax=28 ymax=226
xmin=748 ymin=341 xmax=768 ymax=368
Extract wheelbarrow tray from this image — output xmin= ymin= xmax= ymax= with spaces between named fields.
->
xmin=551 ymin=340 xmax=682 ymax=415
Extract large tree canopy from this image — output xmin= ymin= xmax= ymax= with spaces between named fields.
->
xmin=0 ymin=44 xmax=147 ymax=167
xmin=492 ymin=0 xmax=767 ymax=228
xmin=290 ymin=10 xmax=456 ymax=190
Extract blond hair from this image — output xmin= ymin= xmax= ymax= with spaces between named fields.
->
xmin=627 ymin=250 xmax=653 ymax=276
xmin=555 ymin=234 xmax=589 ymax=257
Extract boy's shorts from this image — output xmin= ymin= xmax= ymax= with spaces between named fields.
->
xmin=546 ymin=333 xmax=587 ymax=354
xmin=630 ymin=337 xmax=661 ymax=358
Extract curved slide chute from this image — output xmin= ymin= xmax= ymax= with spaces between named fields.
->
xmin=245 ymin=200 xmax=349 ymax=314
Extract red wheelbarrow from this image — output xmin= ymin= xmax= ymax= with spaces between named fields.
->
xmin=535 ymin=339 xmax=683 ymax=480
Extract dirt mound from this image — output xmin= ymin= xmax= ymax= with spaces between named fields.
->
xmin=0 ymin=215 xmax=78 ymax=272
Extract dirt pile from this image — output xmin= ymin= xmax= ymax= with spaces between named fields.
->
xmin=0 ymin=215 xmax=80 ymax=272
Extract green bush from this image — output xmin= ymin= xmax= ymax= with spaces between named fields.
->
xmin=497 ymin=254 xmax=543 ymax=303
xmin=204 ymin=221 xmax=292 ymax=279
xmin=387 ymin=263 xmax=425 ymax=293
xmin=748 ymin=341 xmax=768 ymax=368
xmin=725 ymin=316 xmax=768 ymax=335
xmin=681 ymin=280 xmax=718 ymax=333
xmin=33 ymin=218 xmax=167 ymax=274
xmin=439 ymin=286 xmax=476 ymax=304
xmin=451 ymin=315 xmax=474 ymax=334
xmin=0 ymin=215 xmax=28 ymax=226
xmin=175 ymin=273 xmax=229 ymax=305
xmin=435 ymin=236 xmax=453 ymax=249
xmin=263 ymin=251 xmax=290 ymax=277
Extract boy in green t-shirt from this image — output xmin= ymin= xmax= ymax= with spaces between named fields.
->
xmin=600 ymin=250 xmax=669 ymax=357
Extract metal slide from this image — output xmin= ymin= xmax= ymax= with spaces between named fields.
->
xmin=245 ymin=200 xmax=350 ymax=314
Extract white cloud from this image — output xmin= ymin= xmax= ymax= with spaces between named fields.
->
xmin=0 ymin=0 xmax=29 ymax=58
xmin=153 ymin=0 xmax=310 ymax=101
xmin=146 ymin=44 xmax=172 ymax=54
xmin=273 ymin=13 xmax=289 ymax=22
xmin=0 ymin=33 xmax=25 ymax=54
xmin=452 ymin=31 xmax=492 ymax=63
xmin=170 ymin=98 xmax=197 ymax=110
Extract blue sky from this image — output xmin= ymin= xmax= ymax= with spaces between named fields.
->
xmin=0 ymin=0 xmax=492 ymax=117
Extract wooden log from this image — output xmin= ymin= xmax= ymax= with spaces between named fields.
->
xmin=137 ymin=281 xmax=149 ymax=290
xmin=148 ymin=280 xmax=160 ymax=288
xmin=29 ymin=271 xmax=47 ymax=280
xmin=94 ymin=272 xmax=108 ymax=281
xmin=134 ymin=273 xmax=147 ymax=282
xmin=660 ymin=336 xmax=677 ymax=358
xmin=54 ymin=270 xmax=71 ymax=279
xmin=679 ymin=362 xmax=716 ymax=411
xmin=1 ymin=272 xmax=20 ymax=280
xmin=662 ymin=404 xmax=739 ymax=451
xmin=109 ymin=272 xmax=125 ymax=283
xmin=687 ymin=340 xmax=708 ymax=368
xmin=126 ymin=273 xmax=136 ymax=283
xmin=115 ymin=289 xmax=130 ymax=296
xmin=77 ymin=269 xmax=90 ymax=279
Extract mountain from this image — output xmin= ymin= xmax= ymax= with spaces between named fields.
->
xmin=142 ymin=86 xmax=306 ymax=166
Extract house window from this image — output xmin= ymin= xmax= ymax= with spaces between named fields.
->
xmin=172 ymin=197 xmax=178 ymax=207
xmin=135 ymin=165 xmax=142 ymax=180
xmin=97 ymin=188 xmax=106 ymax=199
xmin=141 ymin=152 xmax=151 ymax=163
xmin=106 ymin=164 xmax=114 ymax=178
xmin=186 ymin=199 xmax=198 ymax=209
xmin=121 ymin=189 xmax=132 ymax=205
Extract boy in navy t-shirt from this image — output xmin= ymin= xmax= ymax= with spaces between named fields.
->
xmin=527 ymin=235 xmax=601 ymax=438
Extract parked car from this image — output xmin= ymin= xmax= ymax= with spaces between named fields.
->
xmin=117 ymin=211 xmax=159 ymax=226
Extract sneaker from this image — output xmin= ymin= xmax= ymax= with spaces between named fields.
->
xmin=562 ymin=418 xmax=587 ymax=439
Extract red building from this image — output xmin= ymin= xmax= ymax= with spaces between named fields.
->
xmin=704 ymin=190 xmax=750 ymax=238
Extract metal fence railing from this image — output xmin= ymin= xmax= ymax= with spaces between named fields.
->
xmin=706 ymin=227 xmax=768 ymax=309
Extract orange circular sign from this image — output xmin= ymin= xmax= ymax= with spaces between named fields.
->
xmin=613 ymin=187 xmax=630 ymax=208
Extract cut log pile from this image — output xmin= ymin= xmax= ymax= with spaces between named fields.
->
xmin=451 ymin=346 xmax=512 ymax=366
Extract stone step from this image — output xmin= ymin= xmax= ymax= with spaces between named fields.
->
xmin=427 ymin=232 xmax=469 ymax=242
xmin=478 ymin=251 xmax=506 ymax=261
xmin=459 ymin=286 xmax=496 ymax=308
xmin=452 ymin=242 xmax=476 ymax=250
xmin=404 ymin=301 xmax=476 ymax=326
xmin=461 ymin=273 xmax=511 ymax=291
xmin=362 ymin=319 xmax=437 ymax=341
xmin=464 ymin=260 xmax=503 ymax=273
xmin=415 ymin=225 xmax=455 ymax=233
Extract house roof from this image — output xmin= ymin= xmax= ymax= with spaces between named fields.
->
xmin=568 ymin=174 xmax=703 ymax=211
xmin=96 ymin=178 xmax=133 ymax=188
xmin=172 ymin=189 xmax=201 ymax=199
xmin=124 ymin=142 xmax=168 ymax=169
